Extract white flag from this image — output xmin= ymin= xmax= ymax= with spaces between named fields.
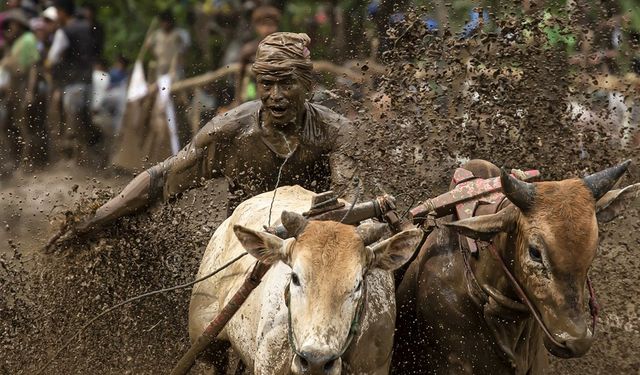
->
xmin=127 ymin=60 xmax=149 ymax=102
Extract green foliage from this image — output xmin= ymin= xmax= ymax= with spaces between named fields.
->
xmin=620 ymin=0 xmax=640 ymax=31
xmin=14 ymin=0 xmax=636 ymax=67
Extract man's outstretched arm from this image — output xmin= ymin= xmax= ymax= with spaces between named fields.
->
xmin=53 ymin=121 xmax=223 ymax=242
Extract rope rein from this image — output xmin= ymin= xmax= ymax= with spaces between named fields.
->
xmin=267 ymin=130 xmax=295 ymax=227
xmin=339 ymin=178 xmax=361 ymax=224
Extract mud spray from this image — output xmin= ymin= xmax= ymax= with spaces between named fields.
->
xmin=2 ymin=8 xmax=639 ymax=374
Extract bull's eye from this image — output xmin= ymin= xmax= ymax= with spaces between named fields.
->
xmin=529 ymin=245 xmax=542 ymax=263
xmin=291 ymin=272 xmax=300 ymax=287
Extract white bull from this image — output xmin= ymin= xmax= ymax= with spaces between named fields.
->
xmin=189 ymin=186 xmax=422 ymax=375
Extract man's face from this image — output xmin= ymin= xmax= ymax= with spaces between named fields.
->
xmin=54 ymin=7 xmax=69 ymax=24
xmin=257 ymin=74 xmax=308 ymax=127
xmin=255 ymin=20 xmax=278 ymax=39
xmin=160 ymin=20 xmax=173 ymax=32
xmin=44 ymin=18 xmax=58 ymax=34
xmin=2 ymin=21 xmax=21 ymax=42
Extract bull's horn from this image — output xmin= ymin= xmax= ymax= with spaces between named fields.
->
xmin=583 ymin=160 xmax=631 ymax=200
xmin=501 ymin=168 xmax=536 ymax=212
xmin=281 ymin=211 xmax=308 ymax=238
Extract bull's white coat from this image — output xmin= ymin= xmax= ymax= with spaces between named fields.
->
xmin=189 ymin=186 xmax=398 ymax=374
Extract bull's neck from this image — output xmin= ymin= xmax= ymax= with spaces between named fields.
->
xmin=467 ymin=228 xmax=544 ymax=370
xmin=470 ymin=231 xmax=524 ymax=310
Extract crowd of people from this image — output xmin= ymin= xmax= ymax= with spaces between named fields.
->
xmin=0 ymin=0 xmax=107 ymax=176
xmin=0 ymin=0 xmax=309 ymax=180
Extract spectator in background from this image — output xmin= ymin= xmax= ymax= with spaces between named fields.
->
xmin=80 ymin=3 xmax=104 ymax=60
xmin=91 ymin=55 xmax=130 ymax=149
xmin=460 ymin=8 xmax=490 ymax=39
xmin=235 ymin=5 xmax=281 ymax=103
xmin=0 ymin=8 xmax=40 ymax=175
xmin=0 ymin=0 xmax=22 ymax=51
xmin=102 ymin=54 xmax=129 ymax=134
xmin=19 ymin=0 xmax=38 ymax=18
xmin=108 ymin=54 xmax=129 ymax=88
xmin=1 ymin=9 xmax=39 ymax=73
xmin=145 ymin=9 xmax=190 ymax=80
xmin=31 ymin=7 xmax=58 ymax=56
xmin=46 ymin=0 xmax=100 ymax=165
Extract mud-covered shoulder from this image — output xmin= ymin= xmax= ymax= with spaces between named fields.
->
xmin=193 ymin=100 xmax=262 ymax=148
xmin=305 ymin=102 xmax=355 ymax=149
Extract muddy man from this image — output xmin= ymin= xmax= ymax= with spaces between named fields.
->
xmin=51 ymin=32 xmax=356 ymax=243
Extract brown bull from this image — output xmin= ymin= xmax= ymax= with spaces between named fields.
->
xmin=393 ymin=159 xmax=638 ymax=374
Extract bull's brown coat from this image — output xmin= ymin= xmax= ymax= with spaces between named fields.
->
xmin=393 ymin=159 xmax=638 ymax=374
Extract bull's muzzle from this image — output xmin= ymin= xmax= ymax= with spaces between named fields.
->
xmin=545 ymin=319 xmax=595 ymax=358
xmin=291 ymin=347 xmax=342 ymax=375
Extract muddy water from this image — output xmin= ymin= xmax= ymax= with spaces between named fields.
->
xmin=2 ymin=9 xmax=640 ymax=375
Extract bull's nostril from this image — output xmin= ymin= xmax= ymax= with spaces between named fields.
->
xmin=299 ymin=356 xmax=309 ymax=371
xmin=324 ymin=358 xmax=336 ymax=372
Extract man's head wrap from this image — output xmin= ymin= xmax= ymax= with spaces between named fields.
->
xmin=252 ymin=32 xmax=314 ymax=91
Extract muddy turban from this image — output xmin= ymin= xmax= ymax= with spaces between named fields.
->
xmin=251 ymin=32 xmax=314 ymax=91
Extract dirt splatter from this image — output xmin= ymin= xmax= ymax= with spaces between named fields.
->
xmin=1 ymin=8 xmax=640 ymax=375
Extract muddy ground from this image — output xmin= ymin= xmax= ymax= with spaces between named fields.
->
xmin=2 ymin=10 xmax=640 ymax=375
xmin=1 ymin=163 xmax=229 ymax=374
xmin=0 ymin=158 xmax=639 ymax=375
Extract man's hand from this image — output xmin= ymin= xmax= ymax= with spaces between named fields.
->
xmin=43 ymin=213 xmax=100 ymax=253
xmin=43 ymin=170 xmax=157 ymax=252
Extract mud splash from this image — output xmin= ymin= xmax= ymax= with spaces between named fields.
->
xmin=1 ymin=8 xmax=639 ymax=374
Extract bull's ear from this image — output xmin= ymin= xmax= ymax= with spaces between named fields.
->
xmin=596 ymin=183 xmax=640 ymax=223
xmin=367 ymin=229 xmax=423 ymax=271
xmin=445 ymin=206 xmax=517 ymax=241
xmin=233 ymin=225 xmax=293 ymax=265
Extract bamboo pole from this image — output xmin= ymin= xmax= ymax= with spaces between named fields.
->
xmin=164 ymin=59 xmax=385 ymax=96
xmin=170 ymin=261 xmax=270 ymax=375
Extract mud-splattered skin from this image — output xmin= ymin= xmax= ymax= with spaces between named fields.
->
xmin=189 ymin=186 xmax=422 ymax=374
xmin=68 ymin=32 xmax=356 ymax=236
xmin=393 ymin=160 xmax=637 ymax=374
